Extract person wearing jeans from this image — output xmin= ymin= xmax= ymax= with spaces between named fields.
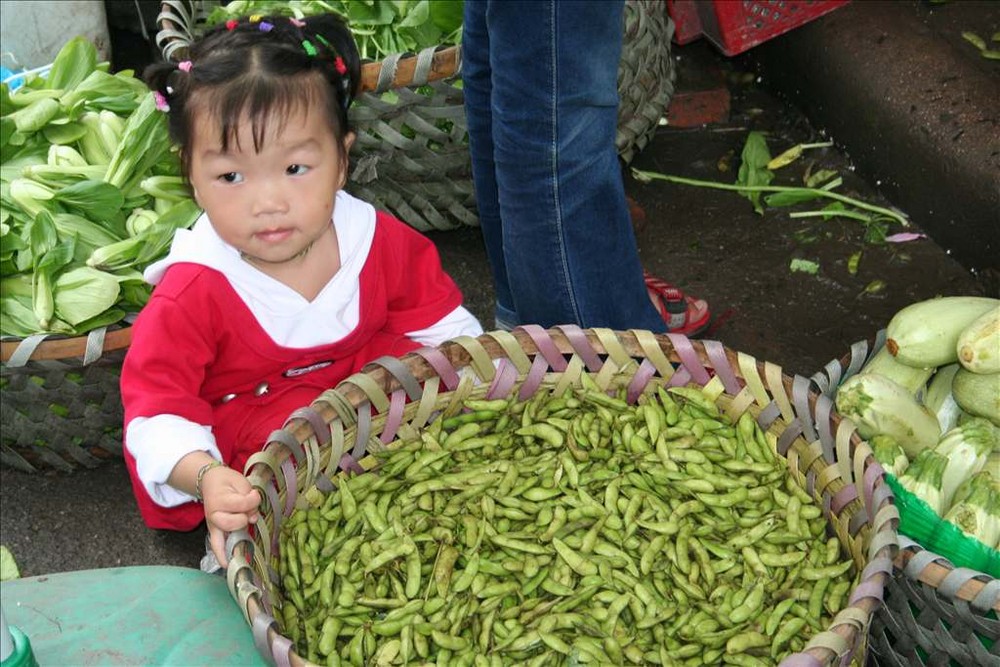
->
xmin=463 ymin=0 xmax=710 ymax=333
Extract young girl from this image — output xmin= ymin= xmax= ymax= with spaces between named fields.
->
xmin=123 ymin=13 xmax=482 ymax=568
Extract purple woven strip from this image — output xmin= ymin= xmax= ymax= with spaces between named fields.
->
xmin=776 ymin=420 xmax=803 ymax=457
xmin=487 ymin=358 xmax=519 ymax=399
xmin=314 ymin=473 xmax=334 ymax=493
xmin=830 ymin=484 xmax=858 ymax=516
xmin=265 ymin=429 xmax=305 ymax=468
xmin=905 ymin=549 xmax=946 ymax=578
xmin=805 ymin=469 xmax=817 ymax=498
xmin=815 ymin=395 xmax=835 ymax=461
xmin=848 ymin=580 xmax=885 ymax=605
xmin=792 ymin=375 xmax=817 ymax=443
xmin=666 ymin=367 xmax=692 ymax=387
xmin=381 ymin=390 xmax=407 ymax=443
xmin=252 ymin=613 xmax=275 ymax=659
xmin=871 ymin=482 xmax=892 ymax=516
xmin=339 ymin=453 xmax=365 ymax=475
xmin=844 ymin=338 xmax=872 ymax=381
xmin=862 ymin=556 xmax=893 ymax=580
xmin=280 ymin=459 xmax=297 ymax=515
xmin=270 ymin=634 xmax=292 ymax=667
xmin=354 ymin=401 xmax=372 ymax=459
xmin=627 ymin=359 xmax=658 ymax=404
xmin=556 ymin=324 xmax=602 ymax=372
xmin=779 ymin=654 xmax=823 ymax=667
xmin=757 ymin=401 xmax=781 ymax=430
xmin=283 ymin=406 xmax=329 ymax=446
xmin=263 ymin=483 xmax=282 ymax=539
xmin=226 ymin=530 xmax=251 ymax=561
xmin=519 ymin=324 xmax=568 ymax=371
xmin=518 ymin=354 xmax=549 ymax=401
xmin=705 ymin=340 xmax=741 ymax=395
xmin=368 ymin=355 xmax=423 ymax=400
xmin=413 ymin=346 xmax=461 ymax=390
xmin=848 ymin=507 xmax=868 ymax=536
xmin=863 ymin=463 xmax=883 ymax=515
xmin=666 ymin=333 xmax=711 ymax=385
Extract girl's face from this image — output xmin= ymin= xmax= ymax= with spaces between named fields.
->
xmin=187 ymin=103 xmax=353 ymax=266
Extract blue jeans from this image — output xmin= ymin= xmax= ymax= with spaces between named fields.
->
xmin=463 ymin=0 xmax=666 ymax=332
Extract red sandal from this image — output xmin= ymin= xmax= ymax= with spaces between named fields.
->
xmin=644 ymin=270 xmax=711 ymax=336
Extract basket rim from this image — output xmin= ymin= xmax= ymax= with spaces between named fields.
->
xmin=227 ymin=327 xmax=900 ymax=666
xmin=0 ymin=324 xmax=132 ymax=366
xmin=156 ymin=1 xmax=462 ymax=91
xmin=822 ymin=331 xmax=999 ymax=596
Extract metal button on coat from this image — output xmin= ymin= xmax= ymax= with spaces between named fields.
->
xmin=220 ymin=393 xmax=237 ymax=404
xmin=254 ymin=382 xmax=269 ymax=396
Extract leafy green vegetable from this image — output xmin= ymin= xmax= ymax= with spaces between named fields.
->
xmin=204 ymin=0 xmax=464 ymax=61
xmin=0 ymin=37 xmax=200 ymax=337
xmin=735 ymin=131 xmax=773 ymax=215
xmin=0 ymin=545 xmax=19 ymax=581
xmin=789 ymin=258 xmax=820 ymax=275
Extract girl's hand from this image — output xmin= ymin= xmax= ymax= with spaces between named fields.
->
xmin=201 ymin=466 xmax=261 ymax=568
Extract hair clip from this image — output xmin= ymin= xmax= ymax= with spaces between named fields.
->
xmin=290 ymin=18 xmax=306 ymax=28
xmin=334 ymin=56 xmax=347 ymax=76
xmin=302 ymin=39 xmax=317 ymax=57
xmin=226 ymin=19 xmax=238 ymax=31
xmin=249 ymin=15 xmax=262 ymax=23
xmin=178 ymin=60 xmax=193 ymax=72
xmin=154 ymin=91 xmax=170 ymax=112
xmin=166 ymin=85 xmax=174 ymax=94
xmin=259 ymin=21 xmax=273 ymax=32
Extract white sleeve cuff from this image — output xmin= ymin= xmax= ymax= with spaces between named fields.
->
xmin=125 ymin=414 xmax=222 ymax=507
xmin=407 ymin=305 xmax=483 ymax=347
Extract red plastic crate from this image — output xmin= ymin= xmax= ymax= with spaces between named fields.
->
xmin=667 ymin=0 xmax=851 ymax=56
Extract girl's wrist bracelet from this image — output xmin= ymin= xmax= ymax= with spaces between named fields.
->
xmin=195 ymin=460 xmax=226 ymax=502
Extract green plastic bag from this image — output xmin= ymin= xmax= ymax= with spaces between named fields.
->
xmin=885 ymin=474 xmax=1000 ymax=577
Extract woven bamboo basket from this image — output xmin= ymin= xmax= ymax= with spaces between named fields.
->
xmin=1 ymin=325 xmax=132 ymax=472
xmin=810 ymin=331 xmax=1000 ymax=666
xmin=217 ymin=327 xmax=898 ymax=666
xmin=156 ymin=0 xmax=677 ymax=232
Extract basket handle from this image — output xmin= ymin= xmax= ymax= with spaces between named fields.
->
xmin=362 ymin=46 xmax=461 ymax=94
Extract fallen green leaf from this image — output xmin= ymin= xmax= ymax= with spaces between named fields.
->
xmin=848 ymin=251 xmax=862 ymax=275
xmin=862 ymin=280 xmax=886 ymax=295
xmin=805 ymin=169 xmax=839 ymax=189
xmin=962 ymin=31 xmax=987 ymax=51
xmin=981 ymin=49 xmax=1000 ymax=60
xmin=766 ymin=141 xmax=834 ymax=171
xmin=736 ymin=132 xmax=774 ymax=215
xmin=790 ymin=258 xmax=820 ymax=275
xmin=0 ymin=545 xmax=20 ymax=581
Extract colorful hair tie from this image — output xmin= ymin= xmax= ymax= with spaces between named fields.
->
xmin=249 ymin=15 xmax=262 ymax=23
xmin=178 ymin=60 xmax=193 ymax=72
xmin=334 ymin=56 xmax=347 ymax=76
xmin=153 ymin=91 xmax=170 ymax=112
xmin=225 ymin=19 xmax=238 ymax=31
xmin=290 ymin=18 xmax=306 ymax=28
xmin=259 ymin=21 xmax=273 ymax=32
xmin=301 ymin=39 xmax=317 ymax=57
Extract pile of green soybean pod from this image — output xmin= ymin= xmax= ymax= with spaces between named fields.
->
xmin=276 ymin=382 xmax=858 ymax=666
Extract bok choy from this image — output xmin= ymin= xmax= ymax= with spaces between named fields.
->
xmin=1 ymin=37 xmax=199 ymax=338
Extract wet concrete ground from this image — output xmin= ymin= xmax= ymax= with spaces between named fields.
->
xmin=0 ymin=1 xmax=991 ymax=586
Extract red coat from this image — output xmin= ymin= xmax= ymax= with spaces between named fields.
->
xmin=122 ymin=212 xmax=463 ymax=530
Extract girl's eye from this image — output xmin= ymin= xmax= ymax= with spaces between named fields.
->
xmin=287 ymin=164 xmax=310 ymax=176
xmin=220 ymin=172 xmax=244 ymax=184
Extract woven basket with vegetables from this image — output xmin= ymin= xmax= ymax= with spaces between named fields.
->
xmin=216 ymin=327 xmax=897 ymax=666
xmin=156 ymin=0 xmax=677 ymax=232
xmin=1 ymin=38 xmax=201 ymax=472
xmin=811 ymin=297 xmax=1000 ymax=666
